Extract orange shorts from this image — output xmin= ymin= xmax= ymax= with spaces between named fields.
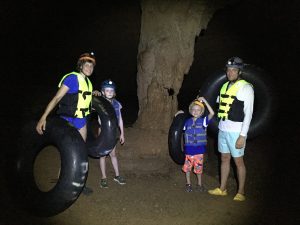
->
xmin=182 ymin=154 xmax=204 ymax=174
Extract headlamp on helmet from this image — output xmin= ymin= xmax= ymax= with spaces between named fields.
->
xmin=101 ymin=79 xmax=116 ymax=90
xmin=226 ymin=57 xmax=244 ymax=70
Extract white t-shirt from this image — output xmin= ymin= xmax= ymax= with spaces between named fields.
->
xmin=217 ymin=83 xmax=254 ymax=136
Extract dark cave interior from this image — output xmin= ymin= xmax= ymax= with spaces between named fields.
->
xmin=1 ymin=1 xmax=299 ymax=224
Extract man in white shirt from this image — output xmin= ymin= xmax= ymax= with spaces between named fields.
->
xmin=208 ymin=57 xmax=254 ymax=201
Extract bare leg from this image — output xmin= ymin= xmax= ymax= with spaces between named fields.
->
xmin=109 ymin=148 xmax=119 ymax=177
xmin=220 ymin=153 xmax=231 ymax=191
xmin=100 ymin=156 xmax=107 ymax=179
xmin=78 ymin=125 xmax=87 ymax=142
xmin=185 ymin=172 xmax=191 ymax=184
xmin=233 ymin=156 xmax=246 ymax=195
xmin=196 ymin=173 xmax=202 ymax=186
xmin=79 ymin=125 xmax=93 ymax=193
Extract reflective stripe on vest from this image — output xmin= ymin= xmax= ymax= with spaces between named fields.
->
xmin=58 ymin=72 xmax=93 ymax=118
xmin=217 ymin=79 xmax=248 ymax=120
xmin=184 ymin=117 xmax=207 ymax=146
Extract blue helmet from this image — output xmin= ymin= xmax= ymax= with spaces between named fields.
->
xmin=101 ymin=79 xmax=116 ymax=90
xmin=226 ymin=57 xmax=244 ymax=70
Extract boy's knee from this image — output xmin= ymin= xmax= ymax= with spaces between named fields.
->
xmin=109 ymin=150 xmax=116 ymax=157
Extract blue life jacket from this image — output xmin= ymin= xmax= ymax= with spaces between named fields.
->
xmin=184 ymin=117 xmax=207 ymax=147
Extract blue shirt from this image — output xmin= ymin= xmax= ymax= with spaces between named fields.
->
xmin=61 ymin=74 xmax=79 ymax=93
xmin=111 ymin=99 xmax=122 ymax=122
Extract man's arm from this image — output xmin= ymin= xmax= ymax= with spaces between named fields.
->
xmin=240 ymin=84 xmax=254 ymax=137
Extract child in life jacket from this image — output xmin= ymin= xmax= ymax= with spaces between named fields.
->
xmin=182 ymin=97 xmax=214 ymax=192
xmin=98 ymin=79 xmax=126 ymax=188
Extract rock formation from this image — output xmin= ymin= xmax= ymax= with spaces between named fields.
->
xmin=135 ymin=0 xmax=226 ymax=132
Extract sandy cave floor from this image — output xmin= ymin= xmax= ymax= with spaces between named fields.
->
xmin=1 ymin=124 xmax=298 ymax=225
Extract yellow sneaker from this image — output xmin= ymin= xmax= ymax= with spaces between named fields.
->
xmin=208 ymin=188 xmax=227 ymax=196
xmin=233 ymin=193 xmax=246 ymax=201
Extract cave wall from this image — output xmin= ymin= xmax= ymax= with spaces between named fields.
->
xmin=135 ymin=0 xmax=227 ymax=131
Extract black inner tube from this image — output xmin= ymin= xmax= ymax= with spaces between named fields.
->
xmin=198 ymin=65 xmax=276 ymax=139
xmin=9 ymin=96 xmax=119 ymax=217
xmin=11 ymin=117 xmax=89 ymax=217
xmin=168 ymin=65 xmax=276 ymax=164
xmin=86 ymin=95 xmax=119 ymax=158
xmin=168 ymin=112 xmax=190 ymax=165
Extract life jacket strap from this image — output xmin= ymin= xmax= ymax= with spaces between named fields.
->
xmin=78 ymin=90 xmax=92 ymax=100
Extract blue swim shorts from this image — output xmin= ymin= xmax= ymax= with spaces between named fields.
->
xmin=218 ymin=130 xmax=246 ymax=157
xmin=61 ymin=116 xmax=87 ymax=130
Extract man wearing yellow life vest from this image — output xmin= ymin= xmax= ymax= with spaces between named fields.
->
xmin=36 ymin=52 xmax=96 ymax=141
xmin=208 ymin=57 xmax=254 ymax=201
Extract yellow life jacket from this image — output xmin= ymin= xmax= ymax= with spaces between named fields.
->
xmin=218 ymin=79 xmax=249 ymax=121
xmin=57 ymin=72 xmax=93 ymax=118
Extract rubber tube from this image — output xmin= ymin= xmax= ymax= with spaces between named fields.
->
xmin=86 ymin=95 xmax=119 ymax=158
xmin=13 ymin=117 xmax=88 ymax=217
xmin=168 ymin=65 xmax=276 ymax=164
xmin=168 ymin=112 xmax=190 ymax=165
xmin=198 ymin=65 xmax=276 ymax=139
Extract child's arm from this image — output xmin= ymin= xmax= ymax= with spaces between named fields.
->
xmin=118 ymin=112 xmax=125 ymax=145
xmin=198 ymin=96 xmax=215 ymax=120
